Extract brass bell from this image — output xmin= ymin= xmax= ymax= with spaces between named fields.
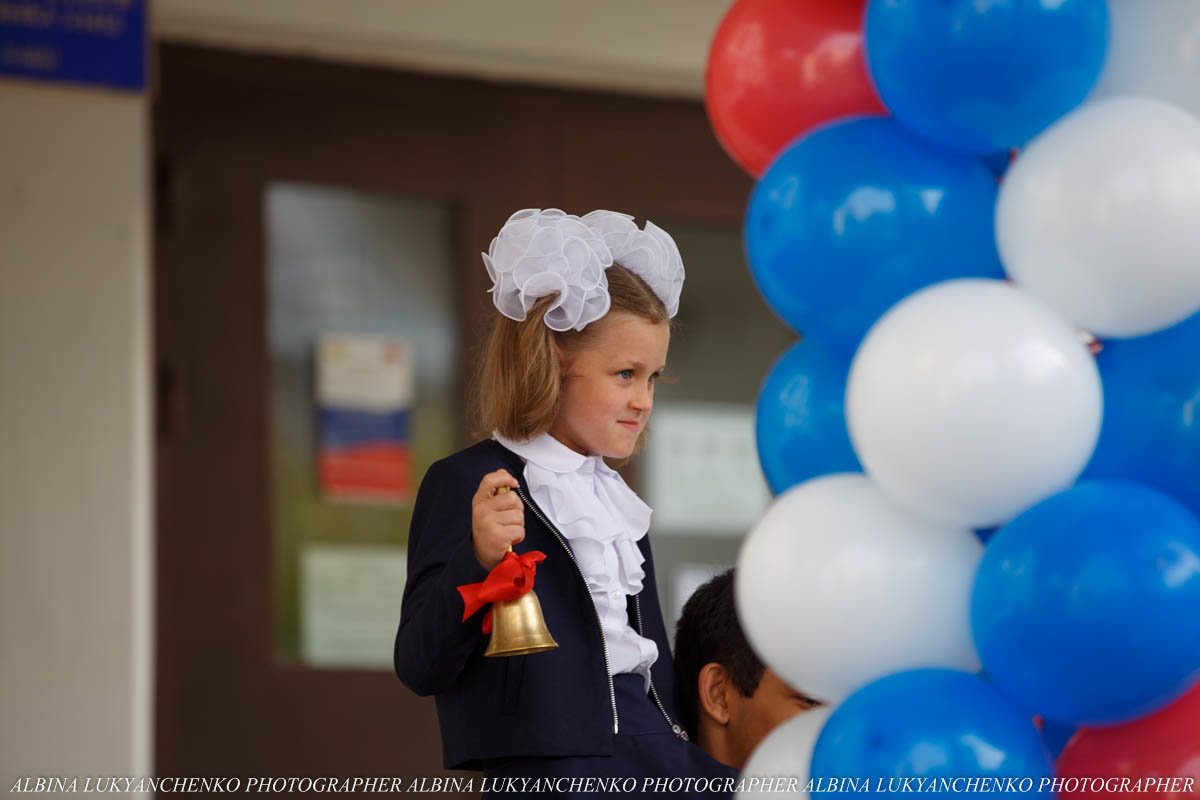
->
xmin=484 ymin=487 xmax=558 ymax=657
xmin=484 ymin=577 xmax=559 ymax=657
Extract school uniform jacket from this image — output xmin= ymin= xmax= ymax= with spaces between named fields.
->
xmin=393 ymin=438 xmax=684 ymax=771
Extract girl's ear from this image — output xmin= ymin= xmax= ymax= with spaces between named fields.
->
xmin=555 ymin=344 xmax=572 ymax=375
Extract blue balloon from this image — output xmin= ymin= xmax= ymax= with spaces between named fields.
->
xmin=980 ymin=149 xmax=1014 ymax=180
xmin=811 ymin=669 xmax=1052 ymax=796
xmin=1039 ymin=719 xmax=1077 ymax=761
xmin=744 ymin=116 xmax=1004 ymax=352
xmin=972 ymin=481 xmax=1200 ymax=726
xmin=1085 ymin=312 xmax=1200 ymax=521
xmin=755 ymin=339 xmax=860 ymax=494
xmin=973 ymin=526 xmax=998 ymax=546
xmin=865 ymin=0 xmax=1109 ymax=154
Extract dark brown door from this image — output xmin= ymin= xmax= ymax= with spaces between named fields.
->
xmin=154 ymin=43 xmax=749 ymax=787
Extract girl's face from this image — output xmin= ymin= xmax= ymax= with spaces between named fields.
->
xmin=549 ymin=311 xmax=670 ymax=459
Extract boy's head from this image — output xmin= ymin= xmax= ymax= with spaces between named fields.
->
xmin=673 ymin=569 xmax=822 ymax=770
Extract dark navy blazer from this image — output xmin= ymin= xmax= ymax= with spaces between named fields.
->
xmin=394 ymin=439 xmax=683 ymax=771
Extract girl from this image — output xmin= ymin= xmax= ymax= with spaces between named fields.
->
xmin=394 ymin=209 xmax=736 ymax=795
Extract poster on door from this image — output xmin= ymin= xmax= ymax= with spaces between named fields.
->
xmin=315 ymin=334 xmax=413 ymax=505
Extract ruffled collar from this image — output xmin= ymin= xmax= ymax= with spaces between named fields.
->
xmin=496 ymin=429 xmax=593 ymax=474
xmin=492 ymin=431 xmax=652 ymax=593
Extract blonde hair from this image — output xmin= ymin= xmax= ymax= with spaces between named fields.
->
xmin=471 ymin=264 xmax=673 ymax=451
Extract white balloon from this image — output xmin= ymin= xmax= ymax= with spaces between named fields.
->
xmin=996 ymin=96 xmax=1200 ymax=338
xmin=735 ymin=473 xmax=982 ymax=705
xmin=846 ymin=279 xmax=1102 ymax=528
xmin=737 ymin=707 xmax=833 ymax=800
xmin=1089 ymin=0 xmax=1200 ymax=118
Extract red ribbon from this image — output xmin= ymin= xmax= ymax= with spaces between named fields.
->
xmin=457 ymin=550 xmax=546 ymax=634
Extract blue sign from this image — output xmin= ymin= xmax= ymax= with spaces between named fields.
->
xmin=1 ymin=0 xmax=146 ymax=91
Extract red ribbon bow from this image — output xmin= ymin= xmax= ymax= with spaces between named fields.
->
xmin=457 ymin=549 xmax=547 ymax=634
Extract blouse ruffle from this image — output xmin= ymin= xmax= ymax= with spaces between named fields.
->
xmin=494 ymin=431 xmax=659 ymax=689
xmin=523 ymin=455 xmax=652 ymax=597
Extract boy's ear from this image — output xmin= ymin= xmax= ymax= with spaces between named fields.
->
xmin=698 ymin=662 xmax=733 ymax=726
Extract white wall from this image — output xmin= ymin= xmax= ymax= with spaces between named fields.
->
xmin=0 ymin=79 xmax=152 ymax=794
xmin=154 ymin=0 xmax=728 ymax=98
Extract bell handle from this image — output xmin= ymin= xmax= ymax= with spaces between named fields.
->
xmin=495 ymin=486 xmax=515 ymax=554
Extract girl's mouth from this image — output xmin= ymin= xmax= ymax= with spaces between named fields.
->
xmin=618 ymin=421 xmax=639 ymax=432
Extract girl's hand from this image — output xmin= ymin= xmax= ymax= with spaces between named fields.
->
xmin=471 ymin=469 xmax=524 ymax=570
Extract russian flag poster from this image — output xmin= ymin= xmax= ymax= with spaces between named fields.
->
xmin=315 ymin=334 xmax=413 ymax=505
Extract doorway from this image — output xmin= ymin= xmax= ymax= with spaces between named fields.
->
xmin=153 ymin=43 xmax=757 ymax=784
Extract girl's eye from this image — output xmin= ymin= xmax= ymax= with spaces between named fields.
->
xmin=619 ymin=369 xmax=634 ymax=380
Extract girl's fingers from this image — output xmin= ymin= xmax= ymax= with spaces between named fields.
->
xmin=472 ymin=470 xmax=525 ymax=561
xmin=482 ymin=508 xmax=524 ymax=529
xmin=481 ymin=489 xmax=523 ymax=514
xmin=496 ymin=492 xmax=523 ymax=512
xmin=474 ymin=469 xmax=518 ymax=504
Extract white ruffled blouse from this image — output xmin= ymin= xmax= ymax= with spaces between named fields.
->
xmin=493 ymin=431 xmax=659 ymax=690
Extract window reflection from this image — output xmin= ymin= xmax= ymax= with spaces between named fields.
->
xmin=266 ymin=182 xmax=457 ymax=667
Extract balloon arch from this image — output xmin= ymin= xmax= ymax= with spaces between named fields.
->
xmin=707 ymin=0 xmax=1200 ymax=794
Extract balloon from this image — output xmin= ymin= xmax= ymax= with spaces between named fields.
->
xmin=810 ymin=670 xmax=1053 ymax=795
xmin=705 ymin=0 xmax=885 ymax=178
xmin=974 ymin=527 xmax=998 ymax=546
xmin=972 ymin=481 xmax=1200 ymax=726
xmin=755 ymin=340 xmax=859 ymax=495
xmin=846 ymin=279 xmax=1102 ymax=528
xmin=1089 ymin=0 xmax=1200 ymax=119
xmin=735 ymin=474 xmax=982 ymax=705
xmin=980 ymin=149 xmax=1016 ymax=180
xmin=864 ymin=0 xmax=1108 ymax=154
xmin=738 ymin=707 xmax=833 ymax=800
xmin=1039 ymin=718 xmax=1078 ymax=762
xmin=996 ymin=96 xmax=1200 ymax=339
xmin=1084 ymin=311 xmax=1200 ymax=521
xmin=1056 ymin=680 xmax=1200 ymax=799
xmin=744 ymin=118 xmax=1004 ymax=351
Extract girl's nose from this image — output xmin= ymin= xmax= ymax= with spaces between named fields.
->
xmin=631 ymin=384 xmax=652 ymax=411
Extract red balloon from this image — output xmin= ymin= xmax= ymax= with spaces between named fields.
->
xmin=704 ymin=0 xmax=886 ymax=177
xmin=1057 ymin=679 xmax=1200 ymax=799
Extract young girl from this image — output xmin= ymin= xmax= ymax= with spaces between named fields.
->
xmin=394 ymin=209 xmax=736 ymax=795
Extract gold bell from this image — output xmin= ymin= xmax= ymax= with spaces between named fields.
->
xmin=484 ymin=487 xmax=559 ymax=658
xmin=484 ymin=579 xmax=559 ymax=657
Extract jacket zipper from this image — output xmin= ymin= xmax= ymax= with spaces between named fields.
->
xmin=633 ymin=595 xmax=689 ymax=741
xmin=512 ymin=485 xmax=620 ymax=734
